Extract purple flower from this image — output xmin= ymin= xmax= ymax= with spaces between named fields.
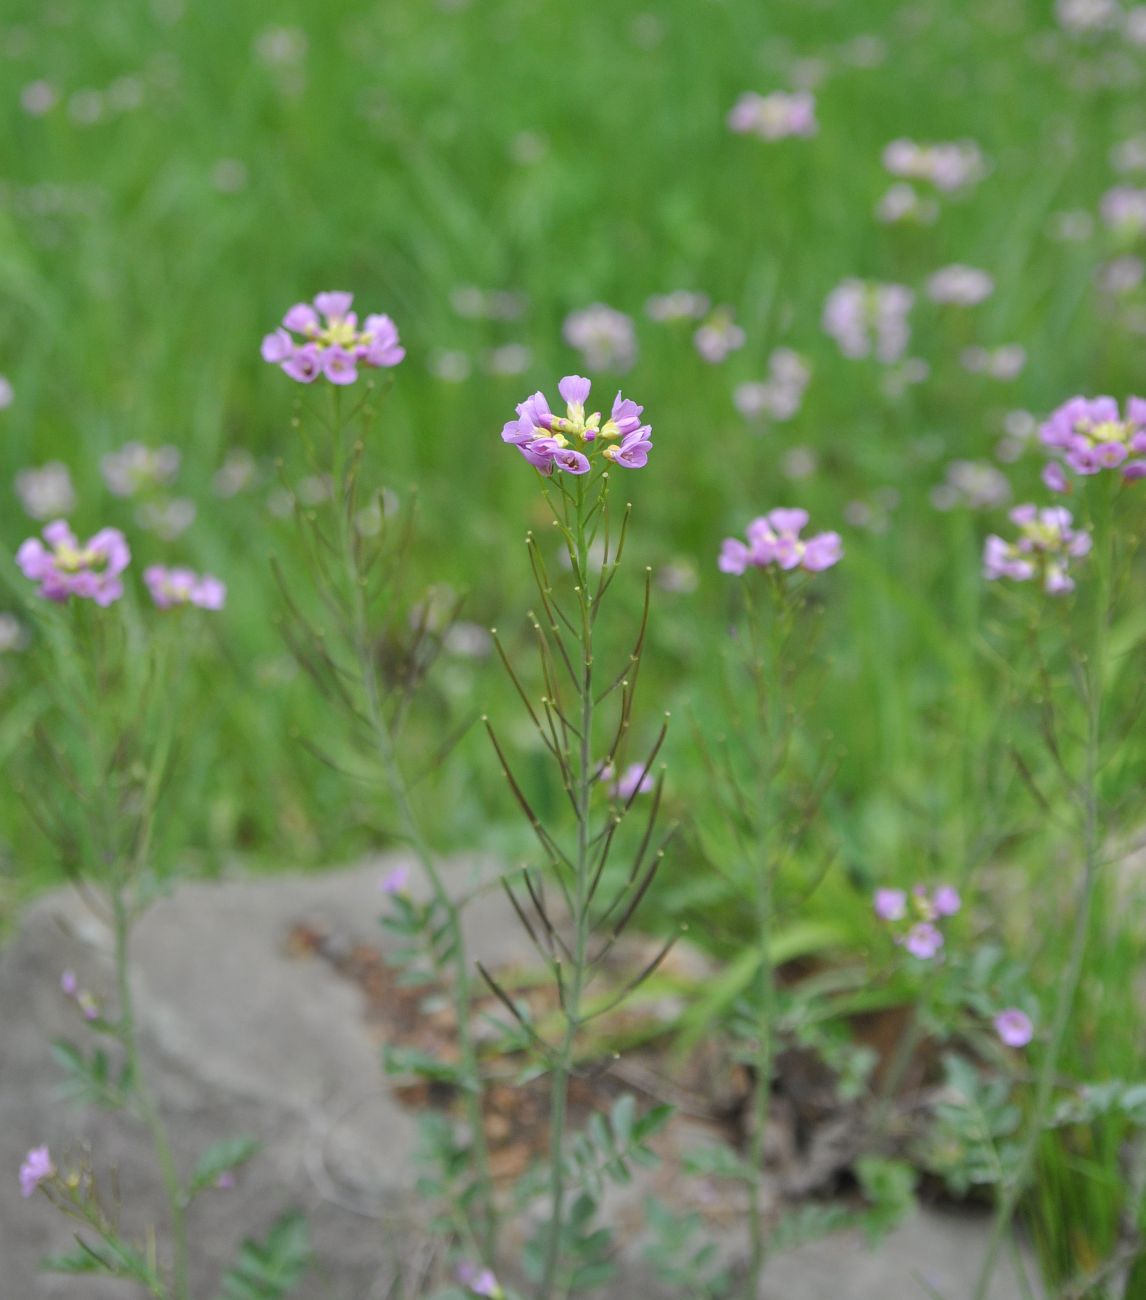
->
xmin=314 ymin=291 xmax=353 ymax=320
xmin=874 ymin=888 xmax=907 ymax=921
xmin=994 ymin=1008 xmax=1034 ymax=1048
xmin=718 ymin=538 xmax=751 ymax=575
xmin=1039 ymin=395 xmax=1146 ymax=483
xmin=720 ymin=509 xmax=842 ymax=576
xmin=606 ymin=763 xmax=655 ymax=800
xmin=215 ymin=1170 xmax=237 ymax=1190
xmin=932 ymin=884 xmax=961 ymax=917
xmin=17 ymin=521 xmax=130 ymax=606
xmin=604 ymin=428 xmax=653 ymax=469
xmin=322 ymin=346 xmax=358 ymax=385
xmin=60 ymin=970 xmax=78 ymax=997
xmin=379 ymin=864 xmax=410 ymax=896
xmin=19 ymin=1147 xmax=54 ymax=1198
xmin=456 ymin=1262 xmax=503 ymax=1298
xmin=876 ymin=883 xmax=960 ymax=957
xmin=261 ymin=329 xmax=294 ymax=363
xmin=553 ymin=448 xmax=591 ymax=475
xmin=903 ymin=922 xmax=944 ymax=960
xmin=604 ymin=392 xmax=645 ymax=440
xmin=262 ymin=293 xmax=405 ymax=384
xmin=727 ymin=90 xmax=817 ymax=140
xmin=143 ymin=566 xmax=226 ymax=611
xmin=361 ymin=314 xmax=405 ymax=367
xmin=503 ymin=378 xmax=652 ymax=473
xmin=283 ymin=343 xmax=322 ymax=384
xmin=984 ymin=505 xmax=1092 ymax=595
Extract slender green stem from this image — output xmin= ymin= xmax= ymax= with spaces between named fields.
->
xmin=539 ymin=474 xmax=597 ymax=1300
xmin=112 ymin=887 xmax=188 ymax=1300
xmin=743 ymin=583 xmax=781 ymax=1300
xmin=326 ymin=392 xmax=496 ymax=1260
xmin=745 ymin=880 xmax=774 ymax=1296
xmin=972 ymin=483 xmax=1114 ymax=1299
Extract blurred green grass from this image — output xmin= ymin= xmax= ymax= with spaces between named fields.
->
xmin=4 ymin=0 xmax=1141 ymax=879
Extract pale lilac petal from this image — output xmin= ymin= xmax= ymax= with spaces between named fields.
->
xmin=314 ymin=291 xmax=353 ymax=320
xmin=261 ymin=329 xmax=294 ymax=364
xmin=282 ymin=303 xmax=319 ymax=333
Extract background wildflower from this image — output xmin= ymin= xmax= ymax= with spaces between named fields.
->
xmin=995 ymin=1008 xmax=1034 ymax=1048
xmin=726 ymin=89 xmax=817 ymax=140
xmin=17 ymin=521 xmax=130 ymax=605
xmin=15 ymin=463 xmax=77 ymax=520
xmin=143 ymin=566 xmax=226 ymax=610
xmin=822 ymin=279 xmax=913 ymax=362
xmin=983 ymin=504 xmax=1092 ymax=594
xmin=562 ymin=304 xmax=637 ymax=372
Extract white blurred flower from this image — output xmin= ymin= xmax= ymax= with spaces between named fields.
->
xmin=930 ymin=460 xmax=1011 ymax=511
xmin=102 ymin=443 xmax=180 ymax=497
xmin=213 ymin=449 xmax=258 ymax=497
xmin=135 ymin=497 xmax=195 ymax=540
xmin=0 ymin=613 xmax=27 ymax=653
xmin=15 ymin=463 xmax=76 ymax=520
xmin=876 ymin=183 xmax=939 ymax=224
xmin=485 ymin=344 xmax=531 ymax=375
xmin=428 ymin=350 xmax=471 ymax=383
xmin=926 ymin=265 xmax=995 ymax=305
xmin=645 ymin=290 xmax=710 ymax=322
xmin=694 ymin=308 xmax=746 ymax=364
xmin=20 ymin=81 xmax=57 ymax=116
xmin=563 ymin=304 xmax=637 ymax=372
xmin=782 ymin=447 xmax=818 ymax=479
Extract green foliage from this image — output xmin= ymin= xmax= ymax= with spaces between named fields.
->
xmin=644 ymin=1195 xmax=734 ymax=1299
xmin=565 ymin=1095 xmax=673 ymax=1202
xmin=215 ymin=1212 xmax=310 ymax=1300
xmin=187 ymin=1137 xmax=261 ymax=1200
xmin=50 ymin=1038 xmax=131 ymax=1109
xmin=383 ymin=1043 xmax=472 ymax=1089
xmin=42 ymin=1236 xmax=163 ymax=1290
xmin=923 ymin=1053 xmax=1023 ymax=1197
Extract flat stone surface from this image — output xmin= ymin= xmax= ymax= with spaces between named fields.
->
xmin=0 ymin=860 xmax=1038 ymax=1298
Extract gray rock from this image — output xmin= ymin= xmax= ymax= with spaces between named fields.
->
xmin=0 ymin=860 xmax=1038 ymax=1299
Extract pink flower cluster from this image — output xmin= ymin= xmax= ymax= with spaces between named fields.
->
xmin=983 ymin=505 xmax=1091 ymax=595
xmin=727 ymin=90 xmax=817 ymax=140
xmin=262 ymin=292 xmax=404 ymax=384
xmin=1039 ymin=395 xmax=1146 ymax=484
xmin=17 ymin=521 xmax=130 ymax=605
xmin=822 ymin=279 xmax=914 ymax=363
xmin=143 ymin=566 xmax=226 ymax=610
xmin=718 ymin=509 xmax=842 ymax=576
xmin=17 ymin=522 xmax=227 ymax=612
xmin=882 ymin=138 xmax=986 ymax=192
xmin=874 ymin=884 xmax=961 ymax=960
xmin=502 ymin=376 xmax=652 ymax=475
